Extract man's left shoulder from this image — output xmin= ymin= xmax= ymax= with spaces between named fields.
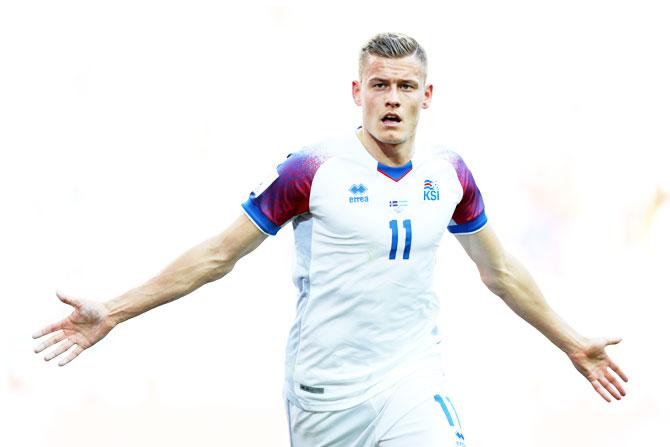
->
xmin=415 ymin=142 xmax=464 ymax=168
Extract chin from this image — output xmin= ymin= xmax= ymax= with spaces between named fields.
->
xmin=375 ymin=131 xmax=406 ymax=145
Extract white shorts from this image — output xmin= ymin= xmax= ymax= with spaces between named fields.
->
xmin=284 ymin=368 xmax=466 ymax=447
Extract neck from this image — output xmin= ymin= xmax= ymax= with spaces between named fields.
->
xmin=356 ymin=127 xmax=415 ymax=166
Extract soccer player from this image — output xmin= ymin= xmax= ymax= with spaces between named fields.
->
xmin=33 ymin=33 xmax=627 ymax=446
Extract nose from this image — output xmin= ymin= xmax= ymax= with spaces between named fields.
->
xmin=385 ymin=85 xmax=400 ymax=108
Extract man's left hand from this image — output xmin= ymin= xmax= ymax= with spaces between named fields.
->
xmin=568 ymin=337 xmax=628 ymax=402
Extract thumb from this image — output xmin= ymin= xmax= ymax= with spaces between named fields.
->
xmin=606 ymin=337 xmax=623 ymax=346
xmin=56 ymin=290 xmax=81 ymax=308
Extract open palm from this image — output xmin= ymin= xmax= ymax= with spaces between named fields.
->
xmin=568 ymin=337 xmax=628 ymax=402
xmin=33 ymin=291 xmax=115 ymax=366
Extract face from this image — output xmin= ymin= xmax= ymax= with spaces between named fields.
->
xmin=352 ymin=54 xmax=433 ymax=147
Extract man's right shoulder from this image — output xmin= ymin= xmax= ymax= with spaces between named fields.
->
xmin=280 ymin=132 xmax=355 ymax=171
xmin=294 ymin=132 xmax=356 ymax=156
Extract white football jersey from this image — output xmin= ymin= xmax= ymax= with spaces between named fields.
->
xmin=242 ymin=129 xmax=487 ymax=411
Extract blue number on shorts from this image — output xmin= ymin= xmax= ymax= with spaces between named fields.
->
xmin=434 ymin=394 xmax=465 ymax=440
xmin=388 ymin=219 xmax=412 ymax=260
xmin=433 ymin=395 xmax=455 ymax=426
xmin=445 ymin=395 xmax=462 ymax=430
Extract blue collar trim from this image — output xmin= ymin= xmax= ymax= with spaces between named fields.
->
xmin=377 ymin=160 xmax=413 ymax=182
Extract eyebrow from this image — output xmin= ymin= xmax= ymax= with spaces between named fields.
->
xmin=367 ymin=77 xmax=419 ymax=86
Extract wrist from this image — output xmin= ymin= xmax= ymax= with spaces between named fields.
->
xmin=103 ymin=298 xmax=127 ymax=328
xmin=564 ymin=334 xmax=589 ymax=360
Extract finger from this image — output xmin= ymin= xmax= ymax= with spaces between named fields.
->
xmin=56 ymin=290 xmax=81 ymax=308
xmin=58 ymin=345 xmax=84 ymax=367
xmin=606 ymin=337 xmax=622 ymax=346
xmin=598 ymin=376 xmax=622 ymax=400
xmin=590 ymin=380 xmax=611 ymax=403
xmin=44 ymin=339 xmax=74 ymax=362
xmin=609 ymin=360 xmax=629 ymax=383
xmin=33 ymin=331 xmax=66 ymax=354
xmin=605 ymin=371 xmax=626 ymax=397
xmin=32 ymin=318 xmax=69 ymax=339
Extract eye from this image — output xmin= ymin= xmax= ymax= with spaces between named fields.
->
xmin=373 ymin=82 xmax=387 ymax=89
xmin=400 ymin=83 xmax=414 ymax=91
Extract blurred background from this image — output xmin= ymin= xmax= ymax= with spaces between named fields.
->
xmin=1 ymin=0 xmax=668 ymax=445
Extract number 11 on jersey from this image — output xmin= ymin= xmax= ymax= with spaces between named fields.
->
xmin=389 ymin=219 xmax=412 ymax=260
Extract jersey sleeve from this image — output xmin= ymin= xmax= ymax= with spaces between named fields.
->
xmin=447 ymin=153 xmax=488 ymax=234
xmin=241 ymin=149 xmax=324 ymax=235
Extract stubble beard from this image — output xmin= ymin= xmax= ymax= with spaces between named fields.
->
xmin=372 ymin=126 xmax=414 ymax=148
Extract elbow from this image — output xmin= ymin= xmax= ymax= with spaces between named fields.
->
xmin=202 ymin=241 xmax=238 ymax=283
xmin=480 ymin=264 xmax=513 ymax=299
xmin=200 ymin=224 xmax=263 ymax=284
xmin=206 ymin=250 xmax=237 ymax=282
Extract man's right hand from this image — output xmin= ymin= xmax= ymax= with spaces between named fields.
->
xmin=33 ymin=291 xmax=115 ymax=366
xmin=32 ymin=214 xmax=267 ymax=367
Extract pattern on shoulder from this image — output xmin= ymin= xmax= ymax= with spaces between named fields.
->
xmin=432 ymin=147 xmax=488 ymax=234
xmin=242 ymin=145 xmax=333 ymax=235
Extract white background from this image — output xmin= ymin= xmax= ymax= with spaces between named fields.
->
xmin=1 ymin=1 xmax=669 ymax=446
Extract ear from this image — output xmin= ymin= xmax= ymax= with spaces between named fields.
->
xmin=421 ymin=83 xmax=433 ymax=109
xmin=352 ymin=80 xmax=362 ymax=106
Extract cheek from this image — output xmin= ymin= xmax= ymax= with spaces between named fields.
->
xmin=364 ymin=93 xmax=379 ymax=105
xmin=364 ymin=98 xmax=379 ymax=114
xmin=405 ymin=101 xmax=420 ymax=116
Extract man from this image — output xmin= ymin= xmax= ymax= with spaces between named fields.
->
xmin=33 ymin=33 xmax=627 ymax=446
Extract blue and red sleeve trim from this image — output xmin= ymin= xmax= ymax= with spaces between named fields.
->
xmin=242 ymin=197 xmax=282 ymax=235
xmin=448 ymin=211 xmax=488 ymax=234
xmin=446 ymin=151 xmax=488 ymax=234
xmin=241 ymin=150 xmax=324 ymax=235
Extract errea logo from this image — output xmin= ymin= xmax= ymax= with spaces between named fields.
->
xmin=423 ymin=179 xmax=440 ymax=201
xmin=349 ymin=183 xmax=369 ymax=203
xmin=349 ymin=184 xmax=367 ymax=195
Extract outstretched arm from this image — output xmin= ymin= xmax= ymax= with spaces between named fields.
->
xmin=33 ymin=213 xmax=267 ymax=366
xmin=456 ymin=224 xmax=628 ymax=402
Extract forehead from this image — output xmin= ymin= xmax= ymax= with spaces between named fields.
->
xmin=361 ymin=54 xmax=425 ymax=82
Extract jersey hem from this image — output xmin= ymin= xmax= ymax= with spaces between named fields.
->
xmin=284 ymin=344 xmax=444 ymax=412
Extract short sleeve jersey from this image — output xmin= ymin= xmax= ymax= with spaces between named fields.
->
xmin=242 ymin=129 xmax=487 ymax=411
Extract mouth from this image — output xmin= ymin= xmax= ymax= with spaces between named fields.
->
xmin=381 ymin=113 xmax=402 ymax=127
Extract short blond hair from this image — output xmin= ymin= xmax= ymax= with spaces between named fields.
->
xmin=359 ymin=32 xmax=427 ymax=79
